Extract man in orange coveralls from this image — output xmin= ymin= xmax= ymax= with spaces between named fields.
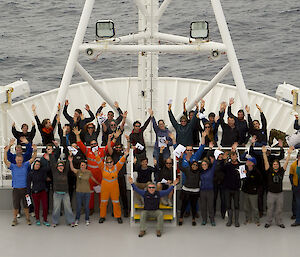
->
xmin=95 ymin=145 xmax=129 ymax=224
xmin=73 ymin=127 xmax=121 ymax=215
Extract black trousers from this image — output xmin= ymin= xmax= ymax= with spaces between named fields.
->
xmin=225 ymin=189 xmax=240 ymax=210
xmin=118 ymin=175 xmax=129 ymax=212
xmin=257 ymin=185 xmax=265 ymax=215
xmin=213 ymin=184 xmax=226 ymax=217
xmin=180 ymin=190 xmax=199 ymax=219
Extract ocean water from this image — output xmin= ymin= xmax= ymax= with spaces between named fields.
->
xmin=0 ymin=0 xmax=300 ymax=97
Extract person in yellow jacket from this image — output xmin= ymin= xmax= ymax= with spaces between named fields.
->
xmin=289 ymin=151 xmax=300 ymax=226
xmin=95 ymin=143 xmax=129 ymax=224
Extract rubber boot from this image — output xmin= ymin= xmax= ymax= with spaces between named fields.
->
xmin=226 ymin=210 xmax=233 ymax=227
xmin=234 ymin=209 xmax=240 ymax=227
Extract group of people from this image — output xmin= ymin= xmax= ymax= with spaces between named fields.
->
xmin=3 ymin=96 xmax=300 ymax=237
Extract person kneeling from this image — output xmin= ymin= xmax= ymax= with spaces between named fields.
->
xmin=128 ymin=176 xmax=179 ymax=237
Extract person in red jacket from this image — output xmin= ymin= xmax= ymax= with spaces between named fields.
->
xmin=73 ymin=127 xmax=121 ymax=215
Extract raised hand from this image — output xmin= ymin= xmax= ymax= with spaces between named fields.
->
xmin=173 ymin=178 xmax=180 ymax=186
xmin=122 ymin=111 xmax=128 ymax=118
xmin=295 ymin=114 xmax=299 ymax=120
xmin=56 ymin=115 xmax=60 ymax=123
xmin=183 ymin=97 xmax=187 ymax=104
xmin=287 ymin=146 xmax=294 ymax=154
xmin=52 ymin=140 xmax=59 ymax=147
xmin=229 ymin=97 xmax=234 ymax=106
xmin=250 ymin=135 xmax=257 ymax=144
xmin=32 ymin=121 xmax=35 ymax=126
xmin=200 ymin=98 xmax=205 ymax=109
xmin=12 ymin=122 xmax=15 ymax=127
xmin=148 ymin=108 xmax=154 ymax=117
xmin=73 ymin=127 xmax=81 ymax=136
xmin=20 ymin=136 xmax=28 ymax=144
xmin=32 ymin=144 xmax=37 ymax=151
xmin=114 ymin=101 xmax=119 ymax=109
xmin=245 ymin=105 xmax=250 ymax=114
xmin=9 ymin=138 xmax=15 ymax=147
xmin=32 ymin=104 xmax=36 ymax=113
xmin=114 ymin=128 xmax=122 ymax=138
xmin=68 ymin=155 xmax=73 ymax=162
xmin=128 ymin=176 xmax=134 ymax=184
xmin=57 ymin=103 xmax=61 ymax=111
xmin=101 ymin=102 xmax=106 ymax=108
xmin=65 ymin=100 xmax=69 ymax=106
xmin=256 ymin=104 xmax=262 ymax=112
xmin=85 ymin=104 xmax=90 ymax=111
xmin=231 ymin=142 xmax=238 ymax=152
xmin=261 ymin=145 xmax=267 ymax=153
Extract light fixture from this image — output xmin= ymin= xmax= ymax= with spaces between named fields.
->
xmin=96 ymin=20 xmax=115 ymax=38
xmin=190 ymin=21 xmax=209 ymax=40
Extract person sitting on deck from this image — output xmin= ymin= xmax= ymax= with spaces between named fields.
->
xmin=245 ymin=104 xmax=267 ymax=146
xmin=32 ymin=103 xmax=60 ymax=145
xmin=128 ymin=176 xmax=179 ymax=237
xmin=168 ymin=99 xmax=199 ymax=146
xmin=3 ymin=143 xmax=37 ymax=226
xmin=228 ymin=97 xmax=249 ymax=146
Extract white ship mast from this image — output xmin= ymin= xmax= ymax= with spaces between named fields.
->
xmin=51 ymin=0 xmax=249 ymax=130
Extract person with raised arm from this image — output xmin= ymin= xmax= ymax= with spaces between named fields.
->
xmin=228 ymin=97 xmax=249 ymax=145
xmin=73 ymin=126 xmax=120 ymax=215
xmin=129 ymin=176 xmax=179 ymax=237
xmin=95 ymin=142 xmax=129 ymax=224
xmin=262 ymin=145 xmax=293 ymax=228
xmin=96 ymin=101 xmax=124 ymax=146
xmin=6 ymin=138 xmax=33 ymax=164
xmin=32 ymin=103 xmax=60 ymax=145
xmin=4 ymin=144 xmax=37 ymax=226
xmin=49 ymin=152 xmax=75 ymax=227
xmin=129 ymin=113 xmax=151 ymax=164
xmin=219 ymin=101 xmax=240 ymax=147
xmin=168 ymin=99 xmax=199 ymax=146
xmin=63 ymin=100 xmax=95 ymax=129
xmin=68 ymin=155 xmax=99 ymax=226
xmin=246 ymin=104 xmax=267 ymax=146
xmin=290 ymin=151 xmax=300 ymax=226
xmin=149 ymin=108 xmax=172 ymax=161
xmin=12 ymin=121 xmax=36 ymax=147
xmin=183 ymin=97 xmax=204 ymax=147
xmin=81 ymin=122 xmax=101 ymax=146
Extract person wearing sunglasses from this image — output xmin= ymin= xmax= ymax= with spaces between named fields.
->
xmin=156 ymin=146 xmax=174 ymax=206
xmin=95 ymin=144 xmax=129 ymax=224
xmin=96 ymin=101 xmax=124 ymax=146
xmin=73 ymin=127 xmax=121 ymax=215
xmin=49 ymin=154 xmax=75 ymax=227
xmin=128 ymin=176 xmax=179 ymax=237
xmin=82 ymin=122 xmax=100 ymax=146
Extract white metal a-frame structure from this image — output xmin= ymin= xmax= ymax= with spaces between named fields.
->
xmin=51 ymin=0 xmax=249 ymax=124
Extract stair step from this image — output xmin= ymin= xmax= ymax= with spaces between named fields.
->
xmin=134 ymin=203 xmax=172 ymax=209
xmin=134 ymin=214 xmax=173 ymax=221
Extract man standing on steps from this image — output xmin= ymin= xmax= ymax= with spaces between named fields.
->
xmin=128 ymin=176 xmax=179 ymax=237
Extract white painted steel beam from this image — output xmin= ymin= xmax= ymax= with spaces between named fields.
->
xmin=156 ymin=32 xmax=195 ymax=44
xmin=75 ymin=62 xmax=133 ymax=127
xmin=175 ymin=63 xmax=231 ymax=121
xmin=211 ymin=0 xmax=249 ymax=107
xmin=51 ymin=0 xmax=95 ymax=120
xmin=158 ymin=0 xmax=173 ymax=20
xmin=80 ymin=42 xmax=226 ymax=54
xmin=99 ymin=31 xmax=150 ymax=43
xmin=134 ymin=0 xmax=149 ymax=19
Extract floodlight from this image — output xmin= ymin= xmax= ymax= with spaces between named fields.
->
xmin=96 ymin=20 xmax=115 ymax=38
xmin=190 ymin=21 xmax=209 ymax=40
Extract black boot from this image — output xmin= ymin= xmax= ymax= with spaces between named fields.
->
xmin=234 ymin=209 xmax=240 ymax=227
xmin=226 ymin=210 xmax=233 ymax=227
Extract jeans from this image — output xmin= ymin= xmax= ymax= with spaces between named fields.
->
xmin=293 ymin=186 xmax=300 ymax=224
xmin=180 ymin=190 xmax=199 ymax=219
xmin=75 ymin=192 xmax=91 ymax=221
xmin=52 ymin=192 xmax=75 ymax=225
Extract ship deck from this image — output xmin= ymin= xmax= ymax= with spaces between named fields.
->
xmin=0 ymin=210 xmax=298 ymax=257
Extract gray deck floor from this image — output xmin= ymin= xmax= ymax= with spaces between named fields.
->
xmin=0 ymin=210 xmax=299 ymax=257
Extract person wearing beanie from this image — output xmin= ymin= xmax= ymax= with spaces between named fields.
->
xmin=242 ymin=155 xmax=263 ymax=226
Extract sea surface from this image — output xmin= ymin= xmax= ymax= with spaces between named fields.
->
xmin=0 ymin=0 xmax=300 ymax=97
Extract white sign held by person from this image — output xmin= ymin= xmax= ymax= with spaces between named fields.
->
xmin=93 ymin=185 xmax=101 ymax=193
xmin=158 ymin=136 xmax=167 ymax=148
xmin=67 ymin=146 xmax=78 ymax=156
xmin=97 ymin=115 xmax=107 ymax=125
xmin=238 ymin=165 xmax=247 ymax=179
xmin=173 ymin=144 xmax=186 ymax=158
xmin=135 ymin=143 xmax=144 ymax=151
xmin=25 ymin=194 xmax=32 ymax=206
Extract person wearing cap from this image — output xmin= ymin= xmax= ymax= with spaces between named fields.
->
xmin=219 ymin=101 xmax=240 ymax=147
xmin=168 ymin=99 xmax=199 ymax=146
xmin=129 ymin=176 xmax=179 ymax=237
xmin=289 ymin=150 xmax=300 ymax=226
xmin=212 ymin=149 xmax=226 ymax=219
xmin=262 ymin=145 xmax=293 ymax=228
xmin=228 ymin=97 xmax=249 ymax=145
xmin=242 ymin=156 xmax=263 ymax=226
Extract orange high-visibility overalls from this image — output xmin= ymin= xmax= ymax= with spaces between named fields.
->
xmin=77 ymin=140 xmax=113 ymax=210
xmin=95 ymin=155 xmax=126 ymax=218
